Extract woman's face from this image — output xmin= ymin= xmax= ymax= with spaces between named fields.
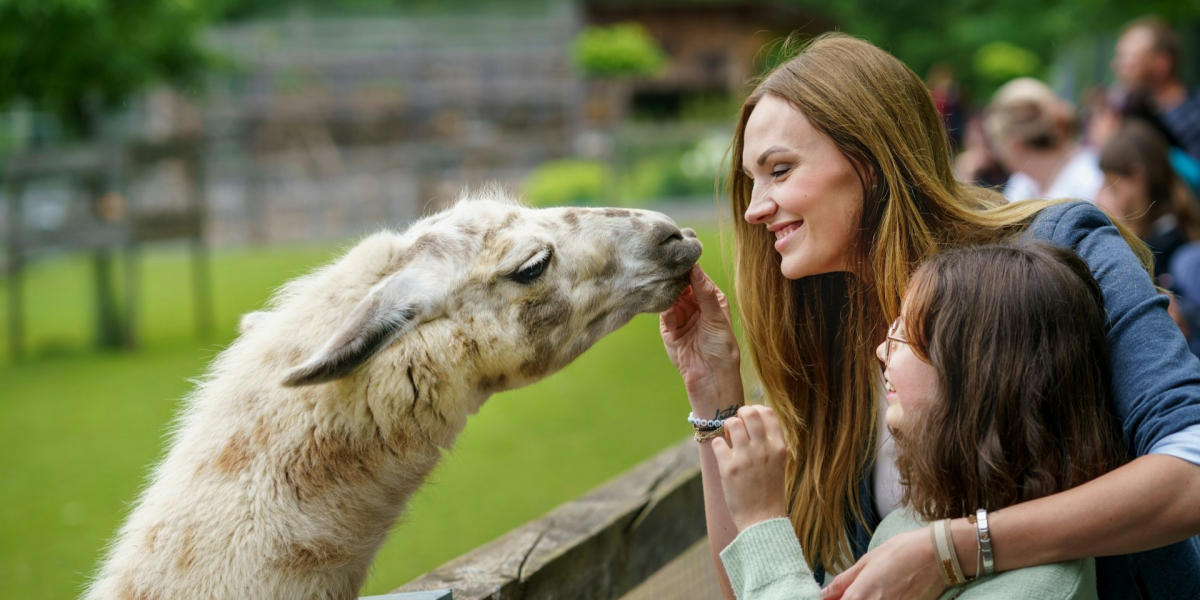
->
xmin=1095 ymin=169 xmax=1147 ymax=231
xmin=875 ymin=315 xmax=939 ymax=431
xmin=741 ymin=94 xmax=863 ymax=279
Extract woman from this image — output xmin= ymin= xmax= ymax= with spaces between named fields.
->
xmin=983 ymin=77 xmax=1104 ymax=203
xmin=714 ymin=243 xmax=1124 ymax=599
xmin=659 ymin=33 xmax=1200 ymax=599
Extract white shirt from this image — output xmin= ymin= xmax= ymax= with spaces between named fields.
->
xmin=873 ymin=393 xmax=905 ymax=518
xmin=1003 ymin=148 xmax=1103 ymax=203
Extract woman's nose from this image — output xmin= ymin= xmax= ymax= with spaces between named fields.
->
xmin=875 ymin=339 xmax=888 ymax=363
xmin=744 ymin=193 xmax=777 ymax=224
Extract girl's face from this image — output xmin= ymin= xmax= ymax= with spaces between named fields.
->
xmin=741 ymin=94 xmax=863 ymax=279
xmin=875 ymin=315 xmax=939 ymax=430
xmin=1095 ymin=169 xmax=1147 ymax=231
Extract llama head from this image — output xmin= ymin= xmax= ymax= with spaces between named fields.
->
xmin=276 ymin=191 xmax=702 ymax=394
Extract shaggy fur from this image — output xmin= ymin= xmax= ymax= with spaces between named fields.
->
xmin=85 ymin=191 xmax=702 ymax=600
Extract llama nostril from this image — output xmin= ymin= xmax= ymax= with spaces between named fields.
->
xmin=660 ymin=229 xmax=684 ymax=245
xmin=681 ymin=228 xmax=697 ymax=239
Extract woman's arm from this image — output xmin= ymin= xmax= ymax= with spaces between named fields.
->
xmin=983 ymin=454 xmax=1200 ymax=569
xmin=826 ymin=455 xmax=1200 ymax=600
xmin=660 ymin=266 xmax=747 ymax=600
xmin=697 ymin=392 xmax=746 ymax=600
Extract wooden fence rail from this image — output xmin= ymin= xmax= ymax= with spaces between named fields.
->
xmin=394 ymin=438 xmax=706 ymax=600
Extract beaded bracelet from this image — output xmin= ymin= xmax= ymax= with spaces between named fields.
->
xmin=687 ymin=411 xmax=727 ymax=430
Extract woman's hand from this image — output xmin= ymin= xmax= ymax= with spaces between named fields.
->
xmin=709 ymin=405 xmax=789 ymax=531
xmin=821 ymin=528 xmax=946 ymax=600
xmin=660 ymin=265 xmax=743 ymax=416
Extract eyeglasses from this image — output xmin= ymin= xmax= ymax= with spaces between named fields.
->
xmin=884 ymin=320 xmax=909 ymax=363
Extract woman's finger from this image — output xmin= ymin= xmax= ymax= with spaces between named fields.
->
xmin=715 ymin=286 xmax=734 ymax=324
xmin=659 ymin=311 xmax=674 ymax=334
xmin=738 ymin=405 xmax=767 ymax=442
xmin=759 ymin=406 xmax=785 ymax=446
xmin=689 ymin=265 xmax=729 ymax=316
xmin=822 ymin=558 xmax=863 ymax=599
xmin=710 ymin=435 xmax=731 ymax=462
xmin=724 ymin=416 xmax=747 ymax=447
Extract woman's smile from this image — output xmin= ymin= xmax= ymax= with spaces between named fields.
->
xmin=771 ymin=220 xmax=804 ymax=251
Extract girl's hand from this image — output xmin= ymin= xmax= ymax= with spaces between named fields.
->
xmin=709 ymin=405 xmax=789 ymax=531
xmin=660 ymin=265 xmax=743 ymax=416
xmin=821 ymin=528 xmax=946 ymax=600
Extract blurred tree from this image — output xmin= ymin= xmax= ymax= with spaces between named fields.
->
xmin=973 ymin=41 xmax=1042 ymax=85
xmin=773 ymin=0 xmax=1200 ymax=100
xmin=572 ymin=22 xmax=666 ymax=78
xmin=221 ymin=0 xmax=554 ymax=20
xmin=0 ymin=0 xmax=233 ymax=138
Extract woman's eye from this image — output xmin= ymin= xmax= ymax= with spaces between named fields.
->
xmin=771 ymin=164 xmax=792 ymax=177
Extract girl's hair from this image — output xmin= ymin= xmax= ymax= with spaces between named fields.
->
xmin=895 ymin=243 xmax=1127 ymax=519
xmin=1099 ymin=119 xmax=1200 ymax=240
xmin=727 ymin=32 xmax=1151 ymax=572
xmin=983 ymin=78 xmax=1075 ymax=151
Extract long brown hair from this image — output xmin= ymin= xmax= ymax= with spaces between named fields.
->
xmin=727 ymin=32 xmax=1151 ymax=571
xmin=895 ymin=243 xmax=1127 ymax=519
xmin=1098 ymin=119 xmax=1200 ymax=241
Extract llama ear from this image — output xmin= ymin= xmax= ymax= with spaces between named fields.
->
xmin=282 ymin=271 xmax=444 ymax=387
xmin=239 ymin=311 xmax=269 ymax=334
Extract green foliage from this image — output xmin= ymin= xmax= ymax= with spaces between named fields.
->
xmin=781 ymin=0 xmax=1200 ymax=102
xmin=618 ymin=132 xmax=727 ymax=204
xmin=0 ymin=0 xmax=232 ymax=135
xmin=572 ymin=22 xmax=666 ymax=79
xmin=973 ymin=41 xmax=1042 ymax=85
xmin=220 ymin=0 xmax=556 ymax=20
xmin=524 ymin=159 xmax=611 ymax=207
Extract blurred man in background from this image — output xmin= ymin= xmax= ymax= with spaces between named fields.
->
xmin=1113 ymin=16 xmax=1200 ymax=160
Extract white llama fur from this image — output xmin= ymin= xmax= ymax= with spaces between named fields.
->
xmin=85 ymin=190 xmax=702 ymax=600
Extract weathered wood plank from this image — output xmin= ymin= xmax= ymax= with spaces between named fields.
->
xmin=393 ymin=438 xmax=705 ymax=600
xmin=361 ymin=590 xmax=452 ymax=600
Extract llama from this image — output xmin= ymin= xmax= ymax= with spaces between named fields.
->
xmin=85 ymin=191 xmax=702 ymax=600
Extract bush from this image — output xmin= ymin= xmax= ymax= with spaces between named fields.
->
xmin=572 ymin=23 xmax=666 ymax=79
xmin=618 ymin=132 xmax=728 ymax=204
xmin=524 ymin=159 xmax=610 ymax=207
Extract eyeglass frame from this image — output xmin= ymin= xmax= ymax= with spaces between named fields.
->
xmin=884 ymin=320 xmax=909 ymax=364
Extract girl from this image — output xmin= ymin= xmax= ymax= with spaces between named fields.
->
xmin=710 ymin=243 xmax=1123 ymax=599
xmin=659 ymin=33 xmax=1200 ymax=600
xmin=1096 ymin=119 xmax=1200 ymax=283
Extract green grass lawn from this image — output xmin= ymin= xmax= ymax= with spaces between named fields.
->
xmin=0 ymin=224 xmax=732 ymax=599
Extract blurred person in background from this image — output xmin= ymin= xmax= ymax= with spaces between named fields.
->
xmin=1113 ymin=17 xmax=1200 ymax=161
xmin=927 ymin=62 xmax=966 ymax=150
xmin=954 ymin=115 xmax=1010 ymax=189
xmin=984 ymin=78 xmax=1103 ymax=202
xmin=1097 ymin=119 xmax=1200 ymax=281
xmin=1097 ymin=120 xmax=1200 ymax=357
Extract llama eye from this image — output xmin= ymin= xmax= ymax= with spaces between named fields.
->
xmin=511 ymin=250 xmax=552 ymax=284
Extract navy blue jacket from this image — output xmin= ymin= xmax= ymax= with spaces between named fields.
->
xmin=832 ymin=202 xmax=1200 ymax=598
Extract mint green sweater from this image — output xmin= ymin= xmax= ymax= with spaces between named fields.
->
xmin=719 ymin=510 xmax=1096 ymax=600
